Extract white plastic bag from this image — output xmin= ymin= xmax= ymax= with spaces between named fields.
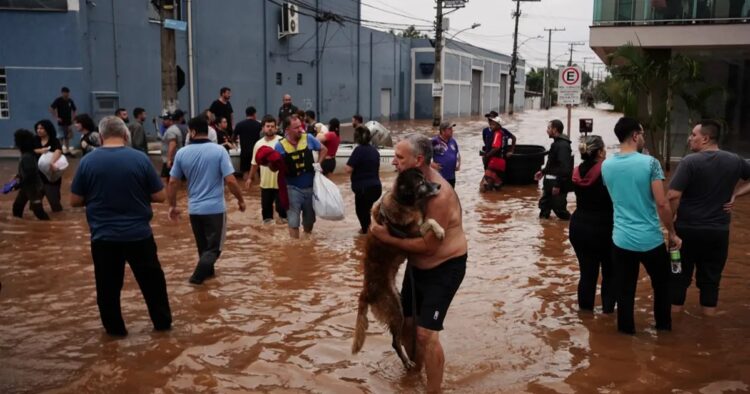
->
xmin=38 ymin=151 xmax=69 ymax=182
xmin=312 ymin=164 xmax=345 ymax=220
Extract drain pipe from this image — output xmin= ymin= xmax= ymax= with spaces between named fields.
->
xmin=187 ymin=0 xmax=196 ymax=116
xmin=263 ymin=0 xmax=268 ymax=115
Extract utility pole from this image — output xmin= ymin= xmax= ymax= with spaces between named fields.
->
xmin=567 ymin=41 xmax=585 ymax=66
xmin=158 ymin=0 xmax=178 ymax=114
xmin=509 ymin=0 xmax=540 ymax=115
xmin=432 ymin=0 xmax=467 ymax=126
xmin=543 ymin=27 xmax=564 ymax=110
xmin=432 ymin=0 xmax=444 ymax=127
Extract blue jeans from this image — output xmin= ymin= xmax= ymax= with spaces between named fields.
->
xmin=286 ymin=185 xmax=315 ymax=231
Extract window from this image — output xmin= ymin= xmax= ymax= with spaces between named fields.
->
xmin=0 ymin=68 xmax=8 ymax=119
xmin=297 ymin=73 xmax=303 ymax=85
xmin=276 ymin=72 xmax=282 ymax=85
xmin=0 ymin=0 xmax=67 ymax=11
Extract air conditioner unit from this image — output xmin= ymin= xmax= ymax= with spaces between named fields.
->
xmin=278 ymin=2 xmax=299 ymax=39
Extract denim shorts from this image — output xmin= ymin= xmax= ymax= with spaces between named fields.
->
xmin=286 ymin=185 xmax=315 ymax=230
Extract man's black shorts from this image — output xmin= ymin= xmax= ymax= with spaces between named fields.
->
xmin=401 ymin=253 xmax=467 ymax=331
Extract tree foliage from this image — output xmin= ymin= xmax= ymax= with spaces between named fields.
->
xmin=597 ymin=45 xmax=723 ymax=168
xmin=389 ymin=25 xmax=429 ymax=39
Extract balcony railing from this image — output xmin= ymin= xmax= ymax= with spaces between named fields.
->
xmin=593 ymin=0 xmax=750 ymax=26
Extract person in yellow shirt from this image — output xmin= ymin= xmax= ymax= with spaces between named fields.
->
xmin=248 ymin=116 xmax=287 ymax=224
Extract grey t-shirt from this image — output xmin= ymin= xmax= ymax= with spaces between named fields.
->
xmin=670 ymin=150 xmax=750 ymax=230
xmin=161 ymin=125 xmax=184 ymax=161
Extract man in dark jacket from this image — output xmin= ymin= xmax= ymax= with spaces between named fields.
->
xmin=278 ymin=94 xmax=298 ymax=124
xmin=535 ymin=119 xmax=573 ymax=219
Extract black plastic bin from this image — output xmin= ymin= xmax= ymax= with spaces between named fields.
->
xmin=505 ymin=145 xmax=547 ymax=185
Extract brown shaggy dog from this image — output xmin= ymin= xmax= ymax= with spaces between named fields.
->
xmin=351 ymin=168 xmax=445 ymax=369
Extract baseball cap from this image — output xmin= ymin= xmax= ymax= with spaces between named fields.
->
xmin=439 ymin=121 xmax=456 ymax=130
xmin=488 ymin=115 xmax=504 ymax=125
xmin=159 ymin=109 xmax=185 ymax=120
xmin=484 ymin=110 xmax=499 ymax=118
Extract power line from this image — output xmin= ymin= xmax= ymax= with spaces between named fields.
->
xmin=284 ymin=0 xmax=433 ymax=29
xmin=359 ymin=1 xmax=434 ymax=24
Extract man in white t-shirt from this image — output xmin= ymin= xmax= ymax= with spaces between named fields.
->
xmin=185 ymin=110 xmax=218 ymax=144
xmin=248 ymin=116 xmax=287 ymax=224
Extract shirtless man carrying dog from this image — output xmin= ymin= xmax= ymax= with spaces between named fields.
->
xmin=370 ymin=133 xmax=468 ymax=393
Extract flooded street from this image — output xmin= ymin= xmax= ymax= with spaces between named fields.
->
xmin=2 ymin=106 xmax=749 ymax=393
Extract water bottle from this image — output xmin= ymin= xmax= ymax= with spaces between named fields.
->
xmin=669 ymin=245 xmax=682 ymax=274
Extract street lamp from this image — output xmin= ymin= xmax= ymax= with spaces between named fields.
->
xmin=519 ymin=35 xmax=543 ymax=48
xmin=447 ymin=23 xmax=481 ymax=40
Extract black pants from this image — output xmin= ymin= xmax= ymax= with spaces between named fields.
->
xmin=569 ymin=215 xmax=615 ymax=312
xmin=42 ymin=180 xmax=63 ymax=212
xmin=612 ymin=243 xmax=671 ymax=334
xmin=189 ymin=213 xmax=226 ymax=281
xmin=260 ymin=188 xmax=287 ymax=221
xmin=90 ymin=236 xmax=172 ymax=336
xmin=12 ymin=190 xmax=50 ymax=220
xmin=539 ymin=179 xmax=570 ymax=218
xmin=354 ymin=184 xmax=382 ymax=233
xmin=671 ymin=226 xmax=729 ymax=307
xmin=239 ymin=151 xmax=252 ymax=173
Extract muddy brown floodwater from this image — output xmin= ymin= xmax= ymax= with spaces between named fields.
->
xmin=1 ymin=106 xmax=749 ymax=393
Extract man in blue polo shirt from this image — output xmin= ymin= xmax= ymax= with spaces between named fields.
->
xmin=275 ymin=114 xmax=327 ymax=238
xmin=71 ymin=116 xmax=172 ymax=337
xmin=431 ymin=121 xmax=460 ymax=188
xmin=167 ymin=116 xmax=246 ymax=285
xmin=601 ymin=116 xmax=681 ymax=335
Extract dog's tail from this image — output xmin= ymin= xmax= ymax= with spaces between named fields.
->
xmin=352 ymin=294 xmax=369 ymax=354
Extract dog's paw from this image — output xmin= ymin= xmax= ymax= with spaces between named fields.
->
xmin=421 ymin=218 xmax=445 ymax=240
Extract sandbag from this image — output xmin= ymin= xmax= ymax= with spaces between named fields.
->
xmin=312 ymin=164 xmax=345 ymax=220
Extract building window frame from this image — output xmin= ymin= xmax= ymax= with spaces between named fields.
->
xmin=0 ymin=67 xmax=9 ymax=119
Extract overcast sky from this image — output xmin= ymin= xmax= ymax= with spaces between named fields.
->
xmin=361 ymin=0 xmax=602 ymax=72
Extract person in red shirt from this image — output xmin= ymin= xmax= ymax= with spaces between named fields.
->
xmin=318 ymin=118 xmax=341 ymax=175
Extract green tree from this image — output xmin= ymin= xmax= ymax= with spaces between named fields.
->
xmin=608 ymin=45 xmax=700 ymax=166
xmin=525 ymin=68 xmax=544 ymax=93
xmin=391 ymin=25 xmax=429 ymax=39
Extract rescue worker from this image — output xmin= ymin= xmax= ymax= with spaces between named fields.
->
xmin=481 ymin=110 xmax=516 ymax=170
xmin=481 ymin=115 xmax=515 ymax=191
xmin=274 ymin=114 xmax=328 ymax=238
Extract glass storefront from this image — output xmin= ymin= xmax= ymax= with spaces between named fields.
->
xmin=594 ymin=0 xmax=750 ymax=25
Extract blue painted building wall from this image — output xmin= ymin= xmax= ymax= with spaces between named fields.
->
xmin=0 ymin=0 xmax=516 ymax=147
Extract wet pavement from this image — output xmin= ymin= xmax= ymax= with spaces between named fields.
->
xmin=1 ymin=106 xmax=749 ymax=393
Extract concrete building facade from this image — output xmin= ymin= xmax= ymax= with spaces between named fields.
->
xmin=411 ymin=39 xmax=523 ymax=119
xmin=0 ymin=0 xmax=523 ymax=147
xmin=590 ymin=0 xmax=750 ymax=156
